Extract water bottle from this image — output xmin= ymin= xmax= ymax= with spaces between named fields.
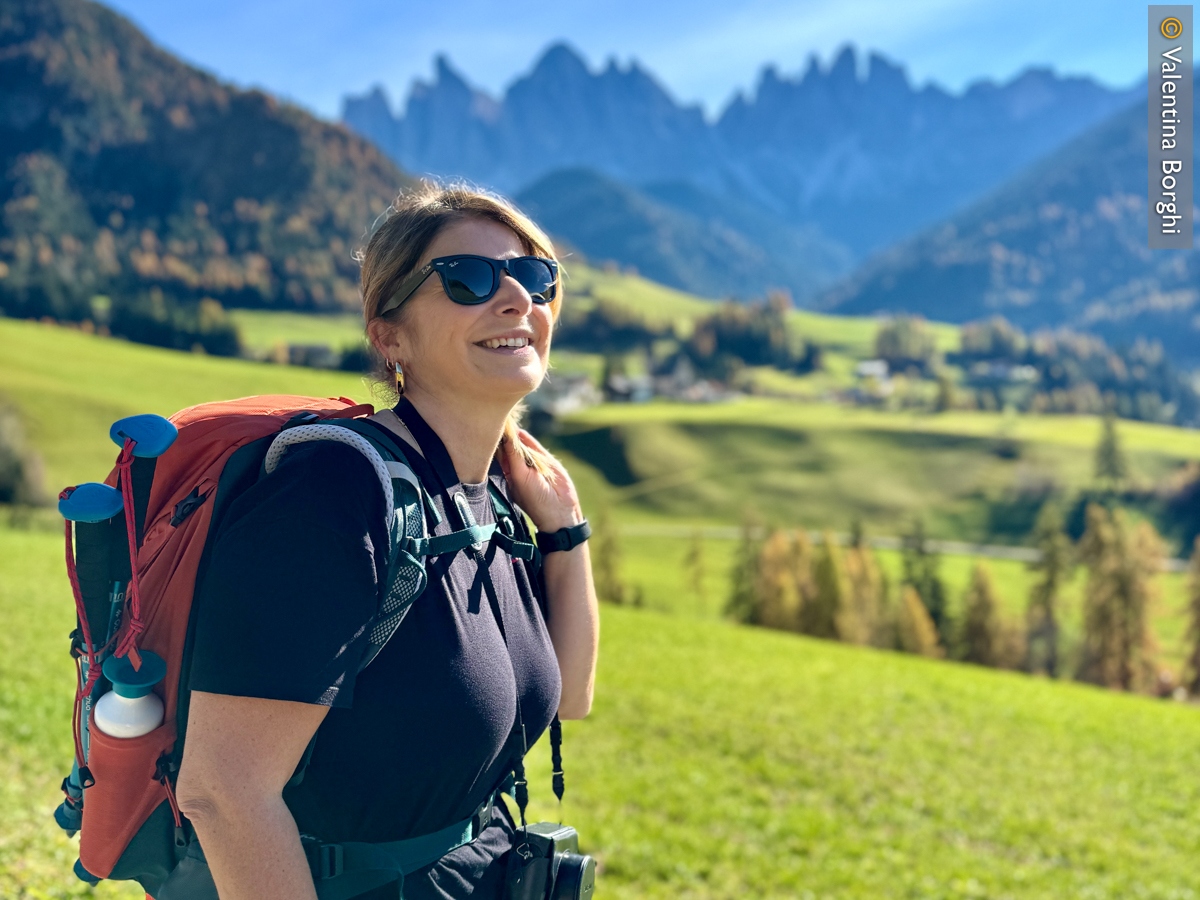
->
xmin=94 ymin=651 xmax=167 ymax=738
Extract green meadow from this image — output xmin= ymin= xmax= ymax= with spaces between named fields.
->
xmin=3 ymin=316 xmax=1200 ymax=897
xmin=6 ymin=523 xmax=1200 ymax=899
xmin=227 ymin=309 xmax=366 ymax=356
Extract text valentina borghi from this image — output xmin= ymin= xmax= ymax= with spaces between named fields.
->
xmin=1158 ymin=46 xmax=1185 ymax=235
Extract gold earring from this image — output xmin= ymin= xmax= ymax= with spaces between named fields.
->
xmin=392 ymin=360 xmax=405 ymax=395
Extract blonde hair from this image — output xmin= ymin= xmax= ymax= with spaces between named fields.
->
xmin=358 ymin=182 xmax=561 ymax=479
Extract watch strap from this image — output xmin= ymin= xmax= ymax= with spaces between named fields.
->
xmin=535 ymin=520 xmax=592 ymax=554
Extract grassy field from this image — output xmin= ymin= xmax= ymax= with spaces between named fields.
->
xmin=0 ymin=318 xmax=372 ymax=490
xmin=6 ymin=519 xmax=1200 ymax=899
xmin=227 ymin=309 xmax=366 ymax=356
xmin=5 ymin=320 xmax=1200 ymax=896
xmin=550 ymin=400 xmax=1200 ymax=553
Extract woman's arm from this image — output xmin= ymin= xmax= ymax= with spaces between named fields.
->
xmin=499 ymin=430 xmax=599 ymax=719
xmin=175 ymin=691 xmax=329 ymax=900
xmin=541 ymin=541 xmax=599 ymax=718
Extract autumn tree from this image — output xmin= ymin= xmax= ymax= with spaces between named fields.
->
xmin=840 ymin=550 xmax=878 ymax=647
xmin=960 ymin=563 xmax=1000 ymax=666
xmin=898 ymin=585 xmax=943 ymax=658
xmin=791 ymin=530 xmax=818 ymax=618
xmin=756 ymin=529 xmax=803 ymax=630
xmin=1025 ymin=502 xmax=1072 ymax=676
xmin=803 ymin=532 xmax=848 ymax=639
xmin=1076 ymin=504 xmax=1163 ymax=691
xmin=845 ymin=521 xmax=892 ymax=647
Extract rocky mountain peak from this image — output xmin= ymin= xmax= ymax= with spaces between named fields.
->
xmin=343 ymin=42 xmax=1140 ymax=255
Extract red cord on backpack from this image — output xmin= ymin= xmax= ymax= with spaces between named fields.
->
xmin=113 ymin=438 xmax=145 ymax=671
xmin=61 ymin=487 xmax=101 ymax=767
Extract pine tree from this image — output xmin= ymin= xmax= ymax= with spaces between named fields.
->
xmin=592 ymin=506 xmax=626 ymax=605
xmin=806 ymin=532 xmax=848 ymax=640
xmin=1184 ymin=537 xmax=1200 ymax=695
xmin=934 ymin=372 xmax=956 ymax=413
xmin=1094 ymin=412 xmax=1128 ymax=489
xmin=901 ymin=518 xmax=950 ymax=641
xmin=1025 ymin=502 xmax=1072 ymax=676
xmin=725 ymin=512 xmax=763 ymax=624
xmin=1077 ymin=503 xmax=1117 ymax=685
xmin=685 ymin=529 xmax=707 ymax=609
xmin=897 ymin=585 xmax=943 ymax=658
xmin=961 ymin=563 xmax=999 ymax=666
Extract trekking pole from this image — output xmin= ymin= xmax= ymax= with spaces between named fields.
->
xmin=56 ymin=481 xmax=126 ymax=834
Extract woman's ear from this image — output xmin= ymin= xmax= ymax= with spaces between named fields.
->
xmin=367 ymin=317 xmax=401 ymax=364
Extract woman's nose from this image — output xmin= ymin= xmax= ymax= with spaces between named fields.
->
xmin=493 ymin=273 xmax=534 ymax=315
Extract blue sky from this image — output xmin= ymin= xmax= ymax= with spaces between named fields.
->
xmin=104 ymin=0 xmax=1150 ymax=120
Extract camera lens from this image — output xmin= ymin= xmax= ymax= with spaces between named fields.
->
xmin=550 ymin=853 xmax=595 ymax=900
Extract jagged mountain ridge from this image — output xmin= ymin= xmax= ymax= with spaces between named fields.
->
xmin=343 ymin=43 xmax=1139 ymax=256
xmin=819 ymin=80 xmax=1200 ymax=366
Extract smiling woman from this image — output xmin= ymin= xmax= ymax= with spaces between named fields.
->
xmin=359 ymin=186 xmax=565 ymax=481
xmin=173 ymin=184 xmax=599 ymax=900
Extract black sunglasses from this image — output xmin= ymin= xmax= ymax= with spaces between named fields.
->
xmin=379 ymin=255 xmax=558 ymax=316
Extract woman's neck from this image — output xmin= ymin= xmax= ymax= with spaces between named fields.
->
xmin=399 ymin=387 xmax=510 ymax=484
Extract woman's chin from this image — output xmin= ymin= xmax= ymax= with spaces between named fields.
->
xmin=476 ymin=361 xmax=546 ymax=401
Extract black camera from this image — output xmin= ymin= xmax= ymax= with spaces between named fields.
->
xmin=505 ymin=822 xmax=596 ymax=900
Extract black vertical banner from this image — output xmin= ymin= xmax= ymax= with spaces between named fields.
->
xmin=1148 ymin=6 xmax=1194 ymax=249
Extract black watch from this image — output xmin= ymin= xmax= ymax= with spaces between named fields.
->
xmin=535 ymin=520 xmax=592 ymax=554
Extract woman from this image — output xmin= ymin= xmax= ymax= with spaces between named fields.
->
xmin=174 ymin=185 xmax=600 ymax=900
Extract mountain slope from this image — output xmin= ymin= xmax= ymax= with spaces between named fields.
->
xmin=0 ymin=0 xmax=408 ymax=321
xmin=516 ymin=168 xmax=852 ymax=300
xmin=819 ymin=84 xmax=1200 ymax=365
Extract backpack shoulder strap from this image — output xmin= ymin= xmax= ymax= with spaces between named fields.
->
xmin=262 ymin=420 xmax=429 ymax=675
xmin=486 ymin=477 xmax=539 ymax=564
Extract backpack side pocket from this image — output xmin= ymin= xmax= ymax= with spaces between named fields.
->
xmin=79 ymin=715 xmax=176 ymax=879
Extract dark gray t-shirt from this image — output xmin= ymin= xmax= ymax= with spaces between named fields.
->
xmin=190 ymin=419 xmax=561 ymax=899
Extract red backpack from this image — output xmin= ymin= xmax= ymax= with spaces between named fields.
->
xmin=53 ymin=394 xmax=545 ymax=899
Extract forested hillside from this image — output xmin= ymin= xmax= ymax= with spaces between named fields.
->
xmin=516 ymin=168 xmax=852 ymax=300
xmin=820 ymin=83 xmax=1200 ymax=366
xmin=0 ymin=0 xmax=407 ymax=349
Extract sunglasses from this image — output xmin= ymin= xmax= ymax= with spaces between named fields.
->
xmin=378 ymin=255 xmax=558 ymax=316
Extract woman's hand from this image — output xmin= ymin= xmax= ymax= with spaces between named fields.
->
xmin=497 ymin=429 xmax=582 ymax=532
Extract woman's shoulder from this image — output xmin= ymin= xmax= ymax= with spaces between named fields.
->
xmin=269 ymin=439 xmax=387 ymax=505
xmin=214 ymin=438 xmax=392 ymax=548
